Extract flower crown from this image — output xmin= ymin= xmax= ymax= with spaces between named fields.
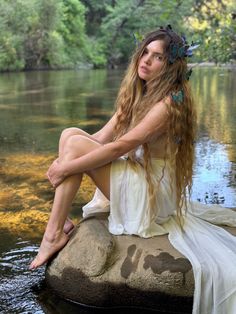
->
xmin=133 ymin=24 xmax=199 ymax=64
xmin=159 ymin=24 xmax=199 ymax=64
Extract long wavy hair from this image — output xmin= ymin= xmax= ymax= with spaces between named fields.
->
xmin=113 ymin=28 xmax=197 ymax=227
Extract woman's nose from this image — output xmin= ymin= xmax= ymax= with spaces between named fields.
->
xmin=144 ymin=54 xmax=152 ymax=64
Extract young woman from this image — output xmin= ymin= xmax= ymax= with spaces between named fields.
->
xmin=30 ymin=25 xmax=196 ymax=270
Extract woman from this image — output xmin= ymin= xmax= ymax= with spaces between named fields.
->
xmin=30 ymin=25 xmax=196 ymax=270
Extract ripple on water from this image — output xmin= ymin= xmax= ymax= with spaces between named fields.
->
xmin=0 ymin=237 xmax=167 ymax=314
xmin=0 ymin=238 xmax=45 ymax=313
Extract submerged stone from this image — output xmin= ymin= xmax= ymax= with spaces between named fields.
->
xmin=46 ymin=214 xmax=194 ymax=313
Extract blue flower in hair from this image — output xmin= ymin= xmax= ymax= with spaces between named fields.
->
xmin=171 ymin=90 xmax=184 ymax=104
xmin=186 ymin=68 xmax=193 ymax=80
xmin=161 ymin=25 xmax=200 ymax=64
xmin=169 ymin=43 xmax=186 ymax=64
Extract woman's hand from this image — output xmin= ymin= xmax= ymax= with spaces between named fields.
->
xmin=47 ymin=158 xmax=66 ymax=188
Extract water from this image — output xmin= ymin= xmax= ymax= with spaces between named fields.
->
xmin=0 ymin=67 xmax=235 ymax=313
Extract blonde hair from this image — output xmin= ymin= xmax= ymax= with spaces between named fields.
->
xmin=113 ymin=28 xmax=197 ymax=227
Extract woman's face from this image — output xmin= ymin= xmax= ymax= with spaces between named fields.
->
xmin=138 ymin=40 xmax=165 ymax=82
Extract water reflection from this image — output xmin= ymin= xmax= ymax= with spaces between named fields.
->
xmin=194 ymin=67 xmax=236 ymax=146
xmin=192 ymin=139 xmax=236 ymax=206
xmin=0 ymin=67 xmax=235 ymax=313
xmin=0 ymin=70 xmax=118 ymax=153
xmin=190 ymin=67 xmax=236 ymax=206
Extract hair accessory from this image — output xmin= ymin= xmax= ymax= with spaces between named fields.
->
xmin=185 ymin=42 xmax=200 ymax=57
xmin=186 ymin=68 xmax=193 ymax=80
xmin=169 ymin=43 xmax=185 ymax=64
xmin=133 ymin=25 xmax=199 ymax=66
xmin=159 ymin=25 xmax=200 ymax=64
xmin=171 ymin=90 xmax=184 ymax=104
xmin=169 ymin=40 xmax=200 ymax=64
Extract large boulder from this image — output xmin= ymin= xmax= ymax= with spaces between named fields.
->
xmin=46 ymin=213 xmax=194 ymax=313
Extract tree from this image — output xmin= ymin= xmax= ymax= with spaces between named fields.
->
xmin=0 ymin=0 xmax=30 ymax=70
xmin=0 ymin=0 xmax=89 ymax=71
xmin=0 ymin=0 xmax=235 ymax=71
xmin=100 ymin=0 xmax=194 ymax=67
xmin=24 ymin=0 xmax=64 ymax=69
xmin=59 ymin=0 xmax=88 ymax=67
xmin=185 ymin=0 xmax=236 ymax=63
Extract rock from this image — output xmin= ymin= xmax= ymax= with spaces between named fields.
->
xmin=46 ymin=214 xmax=194 ymax=313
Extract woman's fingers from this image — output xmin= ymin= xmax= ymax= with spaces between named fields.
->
xmin=46 ymin=167 xmax=56 ymax=186
xmin=46 ymin=161 xmax=65 ymax=188
xmin=46 ymin=157 xmax=67 ymax=188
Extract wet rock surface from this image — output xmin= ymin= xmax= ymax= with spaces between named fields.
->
xmin=46 ymin=214 xmax=194 ymax=313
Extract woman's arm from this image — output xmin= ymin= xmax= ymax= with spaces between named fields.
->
xmin=64 ymin=100 xmax=168 ymax=177
xmin=92 ymin=113 xmax=117 ymax=144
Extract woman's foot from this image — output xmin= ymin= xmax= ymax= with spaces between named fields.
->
xmin=29 ymin=231 xmax=69 ymax=270
xmin=63 ymin=217 xmax=75 ymax=234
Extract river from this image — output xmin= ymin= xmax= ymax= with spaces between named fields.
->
xmin=0 ymin=67 xmax=235 ymax=313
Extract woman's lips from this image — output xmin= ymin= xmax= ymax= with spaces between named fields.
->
xmin=140 ymin=66 xmax=149 ymax=73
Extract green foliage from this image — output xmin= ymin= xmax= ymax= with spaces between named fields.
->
xmin=0 ymin=0 xmax=88 ymax=71
xmin=24 ymin=0 xmax=63 ymax=68
xmin=80 ymin=0 xmax=112 ymax=36
xmin=0 ymin=0 xmax=235 ymax=71
xmin=98 ymin=0 xmax=196 ymax=66
xmin=82 ymin=0 xmax=235 ymax=66
xmin=85 ymin=37 xmax=107 ymax=68
xmin=185 ymin=0 xmax=236 ymax=63
xmin=59 ymin=0 xmax=87 ymax=65
xmin=0 ymin=0 xmax=30 ymax=70
xmin=0 ymin=34 xmax=25 ymax=71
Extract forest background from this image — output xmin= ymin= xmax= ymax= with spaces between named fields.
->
xmin=0 ymin=0 xmax=235 ymax=71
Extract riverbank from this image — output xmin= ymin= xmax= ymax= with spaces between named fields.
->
xmin=0 ymin=62 xmax=235 ymax=74
xmin=188 ymin=62 xmax=236 ymax=69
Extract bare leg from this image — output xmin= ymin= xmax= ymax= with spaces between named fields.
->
xmin=29 ymin=173 xmax=82 ymax=269
xmin=29 ymin=135 xmax=110 ymax=269
xmin=59 ymin=128 xmax=100 ymax=234
xmin=59 ymin=127 xmax=101 ymax=156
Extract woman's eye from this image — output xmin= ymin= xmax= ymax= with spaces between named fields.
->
xmin=156 ymin=55 xmax=163 ymax=61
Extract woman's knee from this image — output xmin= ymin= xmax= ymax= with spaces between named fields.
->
xmin=62 ymin=135 xmax=100 ymax=159
xmin=59 ymin=128 xmax=85 ymax=154
xmin=60 ymin=127 xmax=83 ymax=141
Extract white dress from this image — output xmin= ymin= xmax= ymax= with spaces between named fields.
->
xmin=83 ymin=152 xmax=176 ymax=237
xmin=82 ymin=152 xmax=236 ymax=314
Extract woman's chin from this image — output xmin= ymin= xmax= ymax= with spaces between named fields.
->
xmin=138 ymin=72 xmax=148 ymax=81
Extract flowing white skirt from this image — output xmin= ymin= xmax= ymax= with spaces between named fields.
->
xmin=82 ymin=157 xmax=236 ymax=314
xmin=83 ymin=156 xmax=176 ymax=237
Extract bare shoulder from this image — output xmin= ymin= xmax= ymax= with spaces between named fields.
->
xmin=146 ymin=97 xmax=170 ymax=117
xmin=114 ymin=98 xmax=170 ymax=150
xmin=146 ymin=97 xmax=171 ymax=120
xmin=158 ymin=96 xmax=172 ymax=107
